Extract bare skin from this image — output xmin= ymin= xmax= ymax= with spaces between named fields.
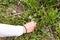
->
xmin=23 ymin=21 xmax=36 ymax=33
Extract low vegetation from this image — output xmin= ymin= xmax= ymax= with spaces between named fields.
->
xmin=0 ymin=0 xmax=60 ymax=40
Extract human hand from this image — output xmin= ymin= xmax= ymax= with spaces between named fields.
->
xmin=23 ymin=21 xmax=36 ymax=33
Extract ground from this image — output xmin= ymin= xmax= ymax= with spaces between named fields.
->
xmin=0 ymin=0 xmax=60 ymax=40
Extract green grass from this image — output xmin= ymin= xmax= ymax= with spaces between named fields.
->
xmin=0 ymin=0 xmax=60 ymax=40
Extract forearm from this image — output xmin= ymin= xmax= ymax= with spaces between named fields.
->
xmin=0 ymin=24 xmax=24 ymax=37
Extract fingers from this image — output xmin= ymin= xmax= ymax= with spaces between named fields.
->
xmin=31 ymin=21 xmax=36 ymax=24
xmin=30 ymin=21 xmax=37 ymax=27
xmin=23 ymin=21 xmax=37 ymax=33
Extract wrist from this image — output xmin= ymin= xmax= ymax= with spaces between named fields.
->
xmin=23 ymin=26 xmax=26 ymax=34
